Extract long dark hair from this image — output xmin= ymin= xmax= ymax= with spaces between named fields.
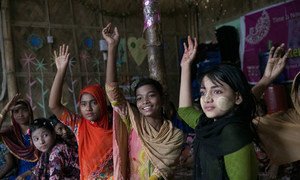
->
xmin=198 ymin=64 xmax=256 ymax=121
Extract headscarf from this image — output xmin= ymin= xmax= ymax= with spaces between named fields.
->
xmin=127 ymin=103 xmax=184 ymax=179
xmin=194 ymin=114 xmax=253 ymax=179
xmin=255 ymin=71 xmax=300 ymax=165
xmin=77 ymin=84 xmax=113 ymax=178
xmin=0 ymin=99 xmax=39 ymax=162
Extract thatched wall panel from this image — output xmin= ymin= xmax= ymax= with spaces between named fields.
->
xmin=48 ymin=0 xmax=73 ymax=25
xmin=11 ymin=27 xmax=49 ymax=73
xmin=11 ymin=0 xmax=46 ymax=22
xmin=3 ymin=0 xmax=190 ymax=117
xmin=73 ymin=0 xmax=100 ymax=26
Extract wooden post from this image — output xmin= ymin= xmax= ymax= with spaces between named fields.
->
xmin=143 ymin=0 xmax=167 ymax=92
xmin=1 ymin=0 xmax=17 ymax=99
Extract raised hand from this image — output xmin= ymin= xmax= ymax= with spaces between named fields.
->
xmin=54 ymin=44 xmax=70 ymax=71
xmin=180 ymin=36 xmax=198 ymax=67
xmin=102 ymin=23 xmax=120 ymax=47
xmin=263 ymin=43 xmax=291 ymax=82
xmin=2 ymin=93 xmax=21 ymax=113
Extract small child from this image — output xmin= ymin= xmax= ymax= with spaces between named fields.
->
xmin=29 ymin=118 xmax=79 ymax=179
xmin=48 ymin=115 xmax=77 ymax=148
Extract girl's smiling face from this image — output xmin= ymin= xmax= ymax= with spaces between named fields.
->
xmin=200 ymin=76 xmax=242 ymax=119
xmin=136 ymin=84 xmax=162 ymax=118
xmin=31 ymin=128 xmax=56 ymax=153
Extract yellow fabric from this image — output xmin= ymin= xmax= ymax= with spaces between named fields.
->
xmin=127 ymin=104 xmax=184 ymax=179
xmin=255 ymin=72 xmax=300 ymax=165
xmin=106 ymin=82 xmax=184 ymax=179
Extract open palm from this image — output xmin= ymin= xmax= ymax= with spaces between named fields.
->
xmin=181 ymin=36 xmax=198 ymax=67
xmin=263 ymin=43 xmax=291 ymax=81
xmin=54 ymin=44 xmax=70 ymax=70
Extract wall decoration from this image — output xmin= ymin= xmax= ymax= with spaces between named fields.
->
xmin=127 ymin=37 xmax=147 ymax=66
xmin=143 ymin=0 xmax=160 ymax=30
xmin=83 ymin=37 xmax=94 ymax=50
xmin=20 ymin=52 xmax=37 ymax=110
xmin=117 ymin=38 xmax=127 ymax=68
xmin=26 ymin=34 xmax=44 ymax=51
xmin=34 ymin=58 xmax=48 ymax=117
xmin=245 ymin=10 xmax=270 ymax=45
xmin=79 ymin=50 xmax=92 ymax=85
xmin=68 ymin=57 xmax=79 ymax=113
xmin=241 ymin=0 xmax=300 ymax=83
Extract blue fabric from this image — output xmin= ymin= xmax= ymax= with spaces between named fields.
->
xmin=9 ymin=134 xmax=36 ymax=180
xmin=171 ymin=115 xmax=194 ymax=134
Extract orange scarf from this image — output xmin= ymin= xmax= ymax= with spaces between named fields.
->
xmin=78 ymin=84 xmax=113 ymax=178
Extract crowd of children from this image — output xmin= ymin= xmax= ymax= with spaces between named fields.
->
xmin=0 ymin=23 xmax=298 ymax=180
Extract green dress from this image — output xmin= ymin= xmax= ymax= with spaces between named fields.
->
xmin=178 ymin=107 xmax=258 ymax=180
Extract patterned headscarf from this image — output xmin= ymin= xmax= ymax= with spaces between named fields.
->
xmin=1 ymin=99 xmax=39 ymax=162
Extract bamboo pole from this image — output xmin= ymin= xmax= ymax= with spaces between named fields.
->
xmin=1 ymin=0 xmax=17 ymax=99
xmin=143 ymin=0 xmax=167 ymax=92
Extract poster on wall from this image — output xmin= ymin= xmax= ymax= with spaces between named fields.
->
xmin=240 ymin=0 xmax=300 ymax=84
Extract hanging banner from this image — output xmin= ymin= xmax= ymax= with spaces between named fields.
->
xmin=241 ymin=0 xmax=300 ymax=84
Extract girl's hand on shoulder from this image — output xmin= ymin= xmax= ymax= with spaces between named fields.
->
xmin=102 ymin=23 xmax=120 ymax=47
xmin=180 ymin=36 xmax=198 ymax=67
xmin=263 ymin=43 xmax=291 ymax=82
xmin=53 ymin=44 xmax=70 ymax=71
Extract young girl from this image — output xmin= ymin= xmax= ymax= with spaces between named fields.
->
xmin=103 ymin=23 xmax=184 ymax=180
xmin=29 ymin=118 xmax=79 ymax=179
xmin=48 ymin=115 xmax=77 ymax=148
xmin=178 ymin=36 xmax=289 ymax=179
xmin=0 ymin=94 xmax=38 ymax=180
xmin=49 ymin=45 xmax=113 ymax=179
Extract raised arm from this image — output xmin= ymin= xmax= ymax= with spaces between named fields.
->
xmin=252 ymin=44 xmax=291 ymax=100
xmin=103 ymin=23 xmax=120 ymax=83
xmin=179 ymin=36 xmax=198 ymax=107
xmin=49 ymin=45 xmax=70 ymax=117
xmin=0 ymin=93 xmax=21 ymax=129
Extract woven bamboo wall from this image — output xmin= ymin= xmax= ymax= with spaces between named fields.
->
xmin=0 ymin=0 xmax=284 ymax=118
xmin=1 ymin=0 xmax=189 ymax=118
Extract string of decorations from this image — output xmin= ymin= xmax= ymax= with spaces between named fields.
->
xmin=75 ymin=0 xmax=189 ymax=17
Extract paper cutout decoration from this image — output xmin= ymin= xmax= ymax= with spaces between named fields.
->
xmin=67 ymin=57 xmax=79 ymax=113
xmin=35 ymin=58 xmax=49 ymax=117
xmin=83 ymin=37 xmax=94 ymax=49
xmin=27 ymin=34 xmax=43 ymax=51
xmin=117 ymin=38 xmax=127 ymax=67
xmin=21 ymin=52 xmax=37 ymax=110
xmin=127 ymin=37 xmax=147 ymax=66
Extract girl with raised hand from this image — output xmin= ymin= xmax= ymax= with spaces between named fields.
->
xmin=49 ymin=45 xmax=113 ymax=179
xmin=29 ymin=118 xmax=79 ymax=179
xmin=103 ymin=23 xmax=184 ymax=180
xmin=0 ymin=94 xmax=38 ymax=180
xmin=178 ymin=37 xmax=290 ymax=179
